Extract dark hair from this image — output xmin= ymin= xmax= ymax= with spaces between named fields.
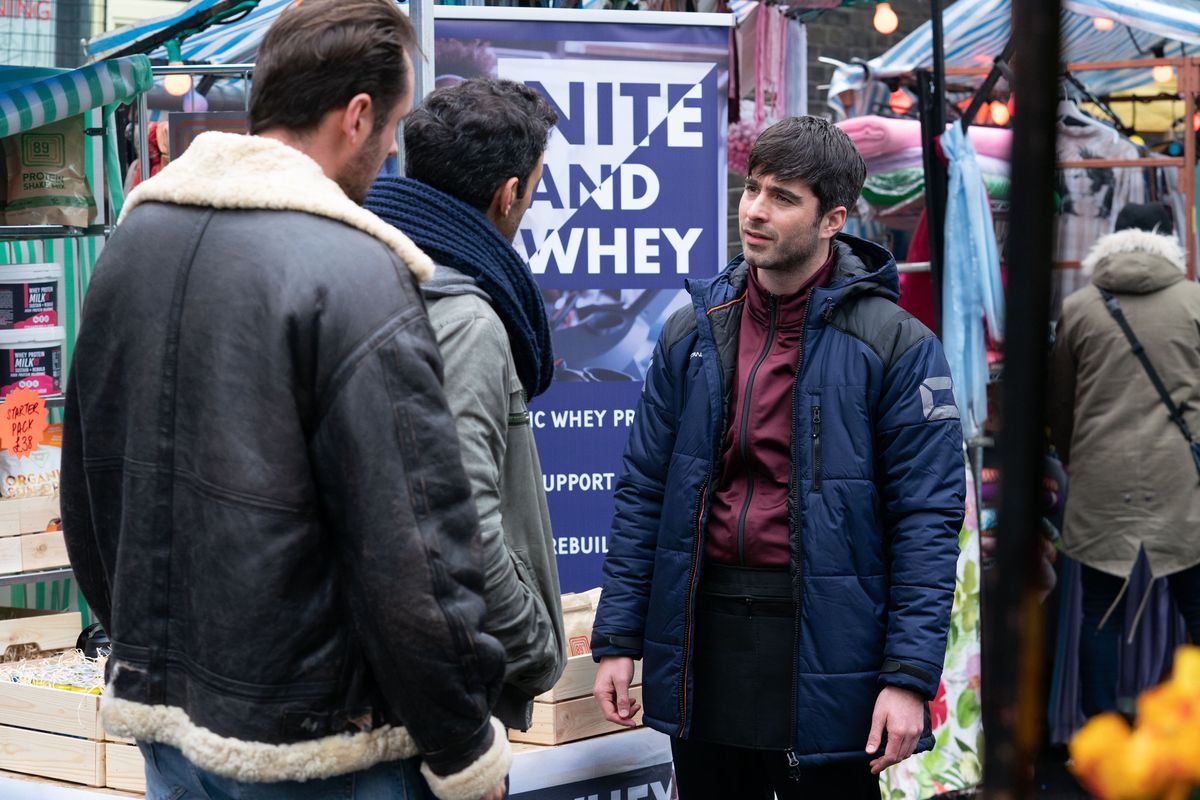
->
xmin=746 ymin=116 xmax=867 ymax=217
xmin=248 ymin=0 xmax=415 ymax=136
xmin=1114 ymin=202 xmax=1174 ymax=236
xmin=403 ymin=79 xmax=558 ymax=211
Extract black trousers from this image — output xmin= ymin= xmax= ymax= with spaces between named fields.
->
xmin=671 ymin=737 xmax=882 ymax=800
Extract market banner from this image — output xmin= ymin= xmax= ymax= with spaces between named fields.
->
xmin=435 ymin=9 xmax=732 ymax=593
xmin=508 ymin=727 xmax=675 ymax=799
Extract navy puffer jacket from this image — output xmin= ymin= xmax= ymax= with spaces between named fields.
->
xmin=592 ymin=235 xmax=965 ymax=766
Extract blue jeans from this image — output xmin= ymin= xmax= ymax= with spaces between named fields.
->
xmin=138 ymin=741 xmax=436 ymax=800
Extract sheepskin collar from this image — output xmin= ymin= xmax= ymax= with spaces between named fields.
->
xmin=121 ymin=132 xmax=433 ymax=282
xmin=1083 ymin=228 xmax=1185 ymax=295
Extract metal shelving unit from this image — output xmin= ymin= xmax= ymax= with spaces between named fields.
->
xmin=0 ymin=225 xmax=113 ymax=242
xmin=0 ymin=568 xmax=73 ymax=589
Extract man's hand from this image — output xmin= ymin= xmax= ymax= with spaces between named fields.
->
xmin=593 ymin=656 xmax=641 ymax=727
xmin=865 ymin=686 xmax=926 ymax=774
xmin=477 ymin=780 xmax=506 ymax=800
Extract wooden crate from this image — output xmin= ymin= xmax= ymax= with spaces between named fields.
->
xmin=0 ymin=496 xmax=60 ymax=538
xmin=0 ymin=724 xmax=104 ymax=786
xmin=0 ymin=608 xmax=83 ymax=659
xmin=0 ymin=680 xmax=99 ymax=739
xmin=104 ymin=742 xmax=146 ymax=793
xmin=0 ymin=531 xmax=70 ymax=575
xmin=509 ymin=686 xmax=644 ymax=745
xmin=0 ymin=672 xmax=111 ymax=787
xmin=535 ymin=653 xmax=643 ymax=702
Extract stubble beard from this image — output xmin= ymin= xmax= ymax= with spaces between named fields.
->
xmin=338 ymin=129 xmax=390 ymax=204
xmin=744 ymin=228 xmax=820 ymax=274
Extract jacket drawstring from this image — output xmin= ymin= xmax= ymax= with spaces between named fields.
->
xmin=1095 ymin=574 xmax=1131 ymax=632
xmin=1126 ymin=576 xmax=1159 ymax=644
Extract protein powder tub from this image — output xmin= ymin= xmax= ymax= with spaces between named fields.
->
xmin=0 ymin=263 xmax=62 ymax=329
xmin=0 ymin=327 xmax=64 ymax=398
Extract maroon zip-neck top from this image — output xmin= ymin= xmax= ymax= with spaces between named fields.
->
xmin=704 ymin=252 xmax=835 ymax=567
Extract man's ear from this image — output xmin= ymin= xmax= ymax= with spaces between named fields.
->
xmin=340 ymin=93 xmax=374 ymax=145
xmin=489 ymin=176 xmax=521 ymax=219
xmin=822 ymin=206 xmax=849 ymax=239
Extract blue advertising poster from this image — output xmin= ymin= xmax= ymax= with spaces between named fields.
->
xmin=435 ymin=10 xmax=731 ymax=594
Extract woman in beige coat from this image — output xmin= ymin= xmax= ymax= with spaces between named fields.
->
xmin=1049 ymin=203 xmax=1200 ymax=716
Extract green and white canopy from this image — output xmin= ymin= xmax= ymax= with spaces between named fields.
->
xmin=0 ymin=56 xmax=153 ymax=139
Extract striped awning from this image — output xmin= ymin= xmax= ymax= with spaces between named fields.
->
xmin=828 ymin=0 xmax=1200 ymax=117
xmin=86 ymin=0 xmax=234 ymax=61
xmin=88 ymin=0 xmax=287 ymax=64
xmin=0 ymin=56 xmax=153 ymax=139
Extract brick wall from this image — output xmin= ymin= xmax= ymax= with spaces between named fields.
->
xmin=804 ymin=0 xmax=931 ymax=116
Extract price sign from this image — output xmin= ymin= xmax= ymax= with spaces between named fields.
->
xmin=1 ymin=387 xmax=48 ymax=459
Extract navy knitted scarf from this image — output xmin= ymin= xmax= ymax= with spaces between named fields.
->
xmin=364 ymin=176 xmax=553 ymax=397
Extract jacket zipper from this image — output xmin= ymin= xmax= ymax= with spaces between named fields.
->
xmin=784 ymin=299 xmax=814 ymax=779
xmin=811 ymin=405 xmax=822 ymax=493
xmin=736 ymin=295 xmax=778 ymax=565
xmin=678 ymin=467 xmax=712 ymax=736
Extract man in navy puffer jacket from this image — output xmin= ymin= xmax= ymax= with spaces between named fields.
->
xmin=591 ymin=117 xmax=965 ymax=799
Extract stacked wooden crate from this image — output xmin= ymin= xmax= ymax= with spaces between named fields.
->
xmin=0 ymin=663 xmax=145 ymax=792
xmin=0 ymin=495 xmax=67 ymax=576
xmin=508 ymin=653 xmax=644 ymax=745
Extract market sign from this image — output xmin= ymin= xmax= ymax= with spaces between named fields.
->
xmin=0 ymin=0 xmax=56 ymax=68
xmin=436 ymin=8 xmax=731 ymax=593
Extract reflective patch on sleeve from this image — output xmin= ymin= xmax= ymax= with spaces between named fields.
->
xmin=920 ymin=377 xmax=960 ymax=421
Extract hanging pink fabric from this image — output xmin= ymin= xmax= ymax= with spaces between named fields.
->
xmin=730 ymin=3 xmax=789 ymax=174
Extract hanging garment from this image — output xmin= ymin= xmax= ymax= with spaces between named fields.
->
xmin=1053 ymin=101 xmax=1146 ymax=313
xmin=783 ymin=19 xmax=807 ymax=117
xmin=942 ymin=124 xmax=1004 ymax=441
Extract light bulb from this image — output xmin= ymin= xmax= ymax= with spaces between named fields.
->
xmin=874 ymin=3 xmax=899 ymax=35
xmin=1152 ymin=64 xmax=1175 ymax=84
xmin=1129 ymin=134 xmax=1145 ymax=146
xmin=1092 ymin=17 xmax=1114 ymax=32
xmin=989 ymin=100 xmax=1010 ymax=126
xmin=888 ymin=89 xmax=912 ymax=115
xmin=164 ymin=64 xmax=192 ymax=97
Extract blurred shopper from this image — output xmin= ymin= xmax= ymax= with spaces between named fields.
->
xmin=123 ymin=121 xmax=170 ymax=192
xmin=61 ymin=3 xmax=509 ymax=799
xmin=364 ymin=79 xmax=566 ymax=732
xmin=591 ymin=116 xmax=965 ymax=799
xmin=1050 ymin=202 xmax=1200 ymax=717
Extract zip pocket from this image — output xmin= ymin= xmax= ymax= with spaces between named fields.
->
xmin=811 ymin=404 xmax=822 ymax=492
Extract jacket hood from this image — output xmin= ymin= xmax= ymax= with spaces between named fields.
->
xmin=1083 ymin=229 xmax=1186 ymax=294
xmin=691 ymin=233 xmax=898 ymax=310
xmin=122 ymin=131 xmax=433 ymax=282
xmin=421 ymin=264 xmax=491 ymax=301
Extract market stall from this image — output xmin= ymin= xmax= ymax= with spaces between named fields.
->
xmin=0 ymin=52 xmax=151 ymax=794
xmin=828 ymin=3 xmax=1200 ymax=797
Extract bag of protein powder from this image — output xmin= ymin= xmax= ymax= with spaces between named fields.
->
xmin=2 ymin=116 xmax=95 ymax=227
xmin=0 ymin=423 xmax=60 ymax=499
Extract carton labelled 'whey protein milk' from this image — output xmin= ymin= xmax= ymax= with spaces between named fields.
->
xmin=0 ymin=263 xmax=62 ymax=329
xmin=0 ymin=327 xmax=64 ymax=398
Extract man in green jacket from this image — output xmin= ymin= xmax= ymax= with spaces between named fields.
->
xmin=365 ymin=80 xmax=567 ymax=730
